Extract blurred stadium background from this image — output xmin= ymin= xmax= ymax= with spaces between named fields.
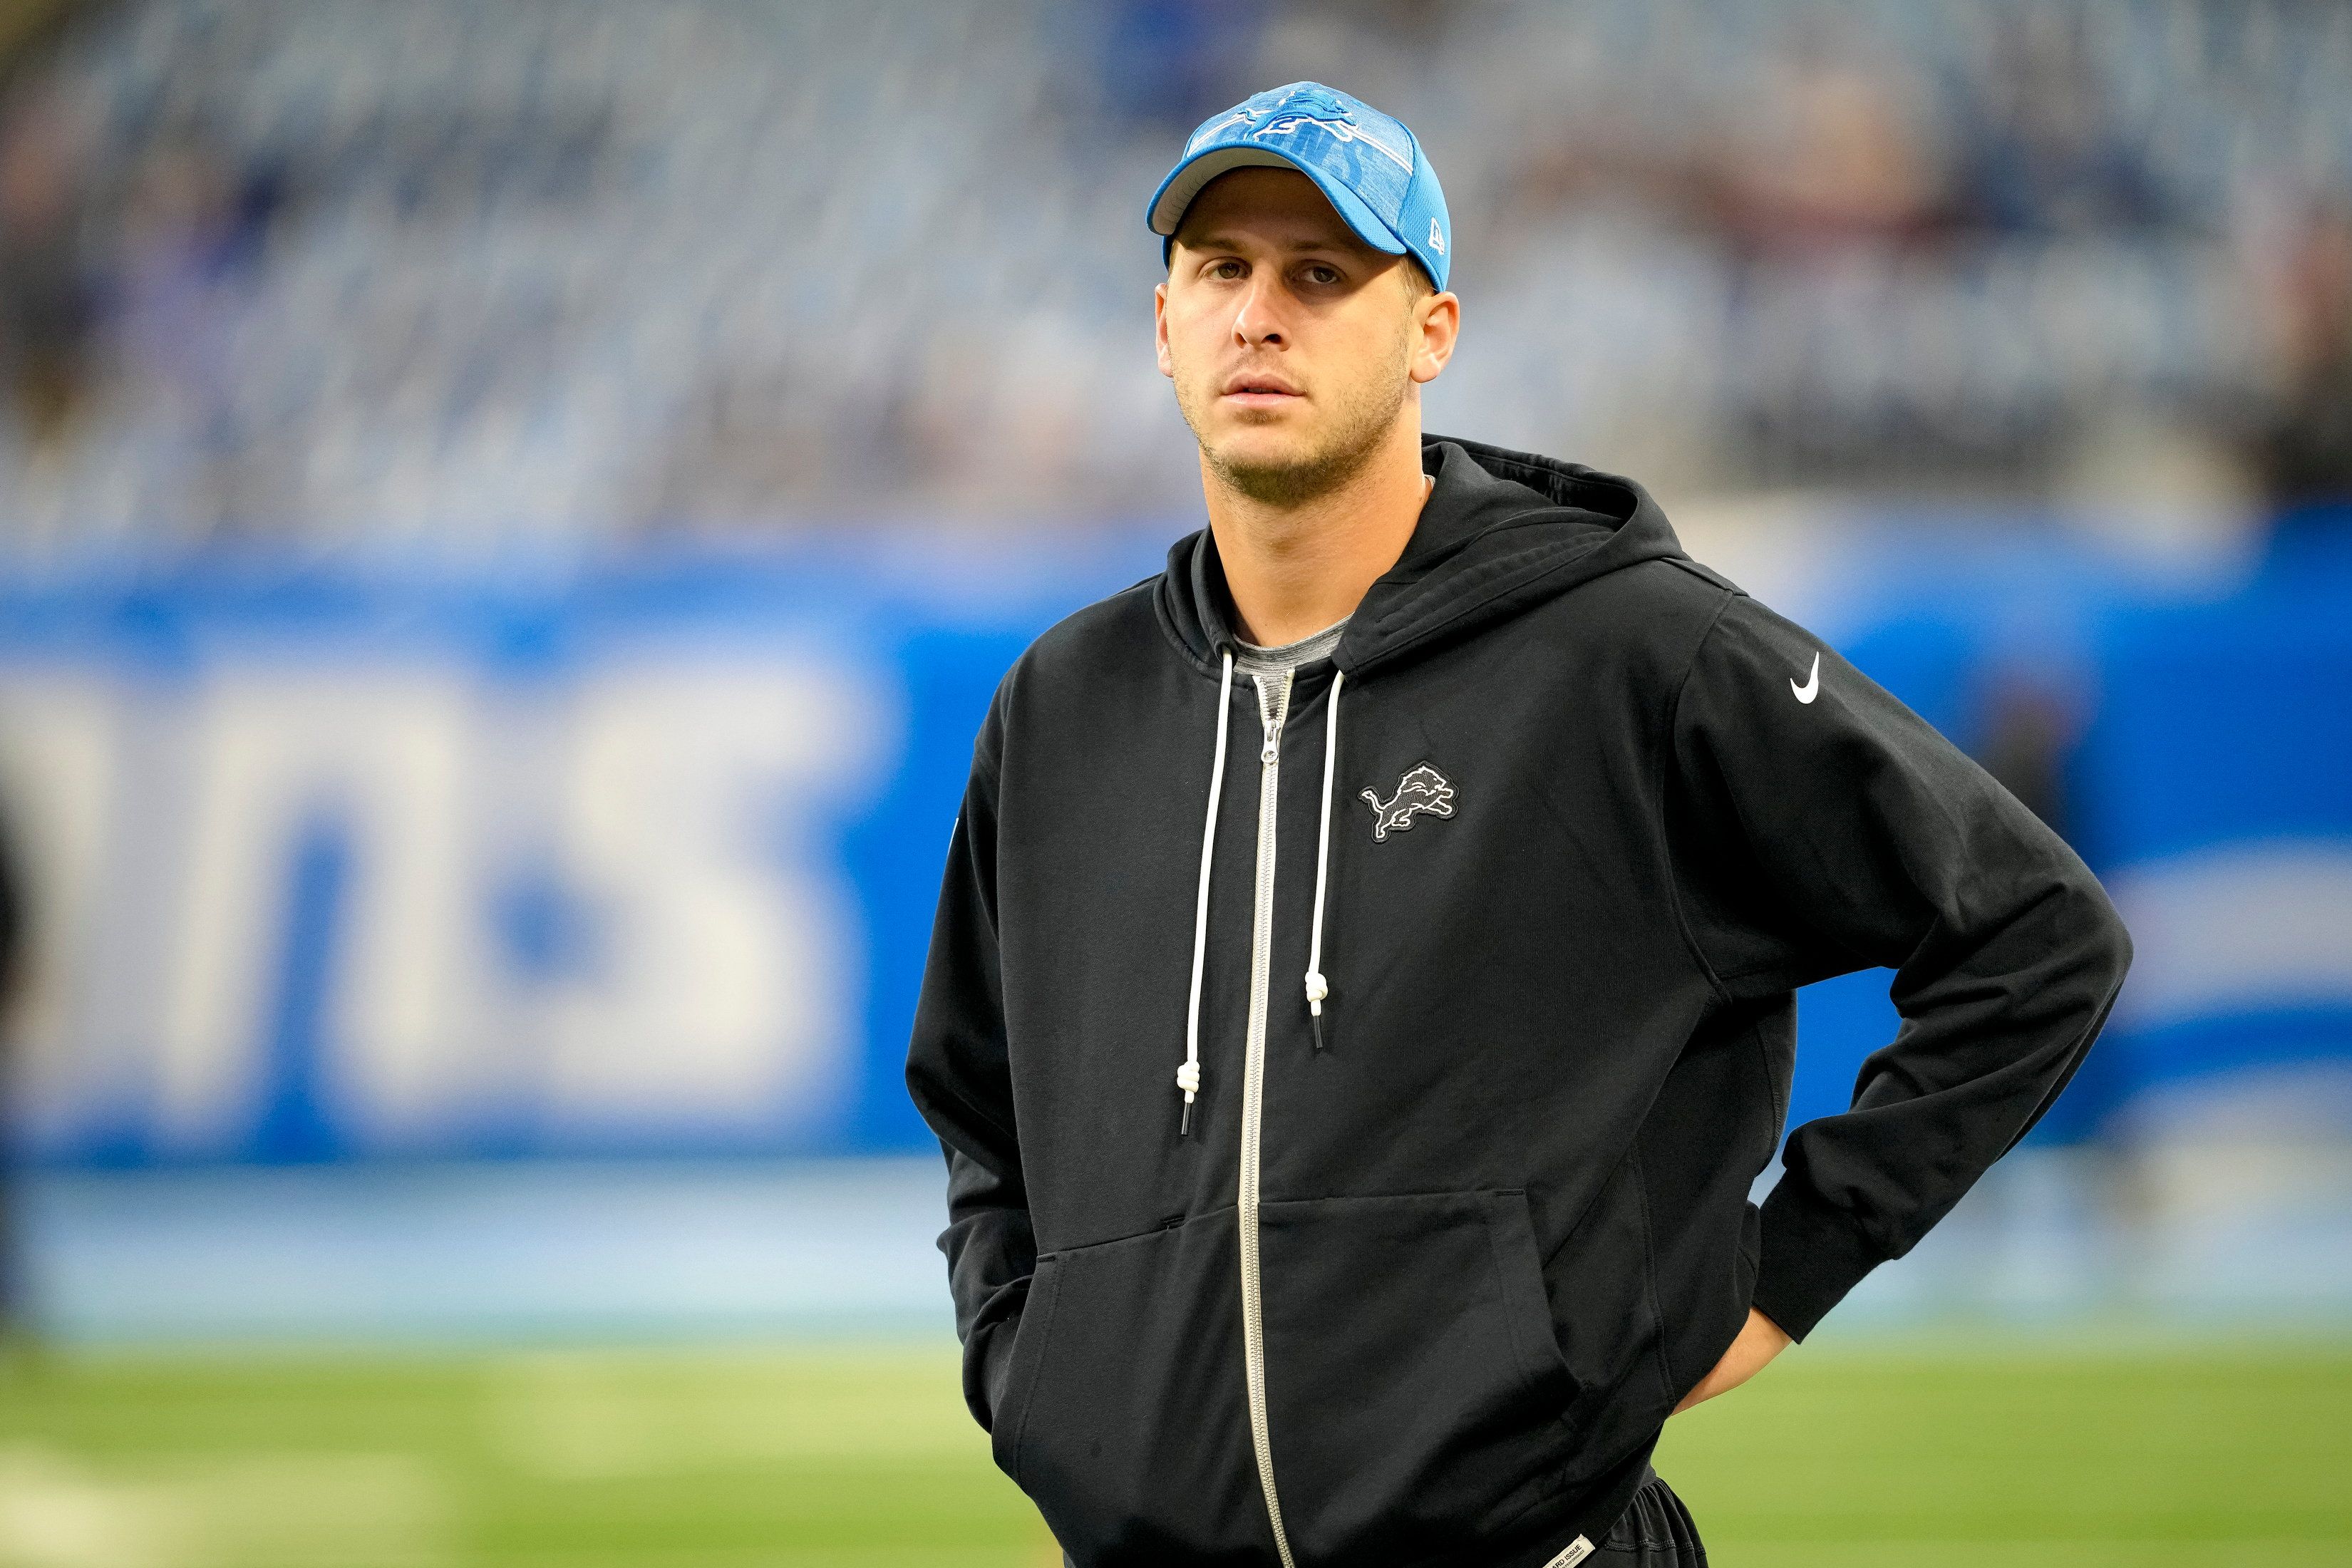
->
xmin=0 ymin=0 xmax=2346 ymax=1563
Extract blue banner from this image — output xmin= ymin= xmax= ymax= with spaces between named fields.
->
xmin=0 ymin=522 xmax=2344 ymax=1165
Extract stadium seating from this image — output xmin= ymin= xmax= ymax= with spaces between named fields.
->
xmin=0 ymin=0 xmax=2342 ymax=545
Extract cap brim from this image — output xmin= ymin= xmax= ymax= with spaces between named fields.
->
xmin=1146 ymin=145 xmax=1408 ymax=258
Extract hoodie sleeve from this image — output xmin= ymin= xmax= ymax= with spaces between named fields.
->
xmin=904 ymin=702 xmax=1036 ymax=1431
xmin=1666 ymin=592 xmax=2132 ymax=1341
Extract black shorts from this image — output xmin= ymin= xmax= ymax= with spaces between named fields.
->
xmin=1592 ymin=1469 xmax=1707 ymax=1566
xmin=1052 ymin=1470 xmax=1706 ymax=1567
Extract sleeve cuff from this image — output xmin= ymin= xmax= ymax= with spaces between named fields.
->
xmin=1749 ymin=1181 xmax=1892 ymax=1342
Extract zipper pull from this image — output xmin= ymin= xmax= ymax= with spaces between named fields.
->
xmin=1257 ymin=671 xmax=1289 ymax=763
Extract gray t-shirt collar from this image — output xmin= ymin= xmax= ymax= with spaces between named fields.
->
xmin=1233 ymin=615 xmax=1350 ymax=677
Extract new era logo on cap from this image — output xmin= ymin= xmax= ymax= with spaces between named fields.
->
xmin=1146 ymin=81 xmax=1455 ymax=292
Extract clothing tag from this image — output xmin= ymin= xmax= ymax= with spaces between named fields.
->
xmin=1539 ymin=1536 xmax=1594 ymax=1568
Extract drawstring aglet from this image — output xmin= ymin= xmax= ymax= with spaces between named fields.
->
xmin=1304 ymin=972 xmax=1329 ymax=1051
xmin=1176 ymin=1061 xmax=1200 ymax=1134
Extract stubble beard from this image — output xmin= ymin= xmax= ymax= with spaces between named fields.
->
xmin=1178 ymin=359 xmax=1410 ymax=510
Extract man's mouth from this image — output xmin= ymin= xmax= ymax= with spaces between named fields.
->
xmin=1220 ymin=371 xmax=1303 ymax=406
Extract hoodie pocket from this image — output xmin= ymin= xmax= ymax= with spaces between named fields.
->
xmin=1006 ymin=1207 xmax=1269 ymax=1566
xmin=987 ymin=1260 xmax=1062 ymax=1481
xmin=1258 ymin=1190 xmax=1578 ymax=1568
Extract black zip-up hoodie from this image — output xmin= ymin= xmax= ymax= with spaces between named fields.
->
xmin=907 ymin=438 xmax=2132 ymax=1568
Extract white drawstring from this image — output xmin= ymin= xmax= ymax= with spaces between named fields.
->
xmin=1303 ymin=670 xmax=1343 ymax=1050
xmin=1179 ymin=650 xmax=1236 ymax=1133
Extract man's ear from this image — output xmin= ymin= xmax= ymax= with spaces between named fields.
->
xmin=1154 ymin=281 xmax=1175 ymax=381
xmin=1408 ymin=289 xmax=1460 ymax=386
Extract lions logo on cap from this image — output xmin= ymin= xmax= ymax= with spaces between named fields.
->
xmin=1194 ymin=85 xmax=1413 ymax=175
xmin=1250 ymin=83 xmax=1358 ymax=130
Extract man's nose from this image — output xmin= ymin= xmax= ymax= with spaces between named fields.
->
xmin=1232 ymin=275 xmax=1286 ymax=348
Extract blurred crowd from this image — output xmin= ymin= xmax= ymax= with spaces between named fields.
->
xmin=0 ymin=0 xmax=2344 ymax=549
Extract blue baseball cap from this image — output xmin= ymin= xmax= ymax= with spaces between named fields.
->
xmin=1147 ymin=81 xmax=1453 ymax=292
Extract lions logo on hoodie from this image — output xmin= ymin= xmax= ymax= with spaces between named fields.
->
xmin=1361 ymin=763 xmax=1455 ymax=842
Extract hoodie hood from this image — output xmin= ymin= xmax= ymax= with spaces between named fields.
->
xmin=1155 ymin=435 xmax=1690 ymax=679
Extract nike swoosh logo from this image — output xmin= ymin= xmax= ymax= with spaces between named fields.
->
xmin=1791 ymin=652 xmax=1820 ymax=704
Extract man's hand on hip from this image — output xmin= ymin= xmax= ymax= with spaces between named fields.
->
xmin=1671 ymin=1307 xmax=1792 ymax=1414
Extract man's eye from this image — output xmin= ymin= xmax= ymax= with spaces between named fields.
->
xmin=1210 ymin=260 xmax=1244 ymax=279
xmin=1304 ymin=265 xmax=1340 ymax=285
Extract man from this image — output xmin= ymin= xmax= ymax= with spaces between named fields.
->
xmin=907 ymin=82 xmax=2131 ymax=1568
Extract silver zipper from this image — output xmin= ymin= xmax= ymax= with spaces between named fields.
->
xmin=1240 ymin=669 xmax=1298 ymax=1568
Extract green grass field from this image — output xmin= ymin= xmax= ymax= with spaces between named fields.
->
xmin=0 ymin=1340 xmax=2346 ymax=1567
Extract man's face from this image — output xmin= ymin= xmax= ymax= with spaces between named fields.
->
xmin=1156 ymin=167 xmax=1453 ymax=505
